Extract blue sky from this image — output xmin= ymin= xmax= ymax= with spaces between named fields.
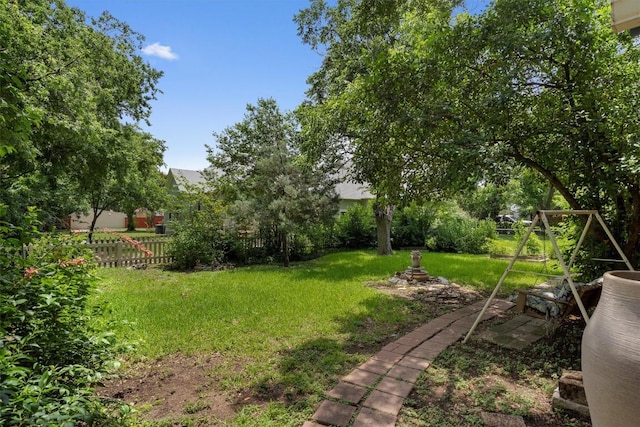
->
xmin=66 ymin=1 xmax=489 ymax=172
xmin=66 ymin=0 xmax=323 ymax=172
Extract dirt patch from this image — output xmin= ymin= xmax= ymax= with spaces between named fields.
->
xmin=99 ymin=353 xmax=243 ymax=424
xmin=367 ymin=274 xmax=483 ymax=308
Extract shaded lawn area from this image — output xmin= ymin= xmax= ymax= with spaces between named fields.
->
xmin=95 ymin=250 xmax=570 ymax=426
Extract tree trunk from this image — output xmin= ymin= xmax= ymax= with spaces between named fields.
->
xmin=88 ymin=208 xmax=101 ymax=244
xmin=282 ymin=231 xmax=290 ymax=267
xmin=126 ymin=210 xmax=136 ymax=232
xmin=374 ymin=202 xmax=394 ymax=255
xmin=540 ymin=184 xmax=555 ymax=210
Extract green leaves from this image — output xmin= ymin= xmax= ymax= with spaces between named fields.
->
xmin=207 ymin=98 xmax=339 ymax=266
xmin=297 ymin=0 xmax=640 ymax=260
xmin=0 ymin=0 xmax=163 ymax=228
xmin=0 ymin=220 xmax=131 ymax=425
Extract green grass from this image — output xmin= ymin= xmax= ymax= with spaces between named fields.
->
xmin=96 ymin=250 xmax=559 ymax=358
xmin=94 ymin=250 xmax=564 ymax=426
xmin=76 ymin=228 xmax=159 ymax=241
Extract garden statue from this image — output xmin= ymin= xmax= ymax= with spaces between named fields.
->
xmin=405 ymin=250 xmax=429 ymax=281
xmin=411 ymin=250 xmax=422 ymax=270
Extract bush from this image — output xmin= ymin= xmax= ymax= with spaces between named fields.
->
xmin=335 ymin=203 xmax=376 ymax=249
xmin=392 ymin=203 xmax=435 ymax=247
xmin=426 ymin=203 xmax=497 ymax=254
xmin=513 ymin=222 xmax=543 ymax=256
xmin=166 ymin=189 xmax=229 ymax=270
xmin=167 ymin=227 xmax=226 ymax=270
xmin=0 ymin=210 xmax=130 ymax=426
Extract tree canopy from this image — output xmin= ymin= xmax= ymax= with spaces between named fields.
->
xmin=0 ymin=0 xmax=164 ymax=227
xmin=207 ymin=98 xmax=339 ymax=267
xmin=296 ymin=0 xmax=640 ymax=261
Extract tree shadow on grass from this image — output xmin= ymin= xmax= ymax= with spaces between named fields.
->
xmin=401 ymin=319 xmax=587 ymax=426
xmin=248 ymin=292 xmax=443 ymax=406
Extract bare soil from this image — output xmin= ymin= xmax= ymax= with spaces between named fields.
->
xmin=99 ymin=353 xmax=243 ymax=424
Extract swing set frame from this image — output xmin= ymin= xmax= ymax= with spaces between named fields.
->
xmin=463 ymin=210 xmax=634 ymax=343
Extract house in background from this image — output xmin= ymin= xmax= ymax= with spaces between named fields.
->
xmin=335 ymin=179 xmax=374 ymax=214
xmin=165 ymin=167 xmax=374 ymax=215
xmin=67 ymin=210 xmax=127 ymax=230
xmin=166 ymin=168 xmax=207 ymax=194
xmin=67 ymin=209 xmax=163 ymax=230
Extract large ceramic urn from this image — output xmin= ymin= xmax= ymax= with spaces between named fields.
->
xmin=582 ymin=270 xmax=640 ymax=426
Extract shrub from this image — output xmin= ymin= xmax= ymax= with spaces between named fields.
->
xmin=167 ymin=226 xmax=224 ymax=270
xmin=426 ymin=203 xmax=497 ymax=254
xmin=335 ymin=203 xmax=376 ymax=249
xmin=0 ymin=209 xmax=130 ymax=426
xmin=166 ymin=188 xmax=229 ymax=270
xmin=392 ymin=203 xmax=435 ymax=247
xmin=513 ymin=222 xmax=543 ymax=256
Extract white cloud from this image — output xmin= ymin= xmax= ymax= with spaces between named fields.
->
xmin=142 ymin=42 xmax=178 ymax=60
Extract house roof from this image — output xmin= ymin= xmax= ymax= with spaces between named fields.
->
xmin=335 ymin=180 xmax=373 ymax=201
xmin=166 ymin=166 xmax=374 ymax=201
xmin=168 ymin=168 xmax=206 ymax=192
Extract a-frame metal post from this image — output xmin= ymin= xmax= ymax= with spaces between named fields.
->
xmin=462 ymin=209 xmax=633 ymax=344
xmin=461 ymin=214 xmax=541 ymax=344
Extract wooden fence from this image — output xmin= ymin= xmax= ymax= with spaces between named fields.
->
xmin=86 ymin=237 xmax=171 ymax=268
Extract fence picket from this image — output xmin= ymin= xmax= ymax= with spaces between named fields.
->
xmin=83 ymin=238 xmax=171 ymax=268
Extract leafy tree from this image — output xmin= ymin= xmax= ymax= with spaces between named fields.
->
xmin=207 ymin=98 xmax=339 ymax=267
xmin=298 ymin=0 xmax=640 ymax=263
xmin=295 ymin=0 xmax=461 ymax=255
xmin=77 ymin=125 xmax=166 ymax=240
xmin=435 ymin=0 xmax=640 ymax=260
xmin=0 ymin=0 xmax=163 ymax=228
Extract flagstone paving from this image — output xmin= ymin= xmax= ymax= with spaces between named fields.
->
xmin=304 ymin=298 xmax=517 ymax=427
xmin=480 ymin=314 xmax=558 ymax=349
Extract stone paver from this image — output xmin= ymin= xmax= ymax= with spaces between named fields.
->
xmin=342 ymin=368 xmax=381 ymax=387
xmin=483 ymin=314 xmax=554 ymax=349
xmin=327 ymin=382 xmax=368 ymax=404
xmin=373 ymin=350 xmax=404 ymax=364
xmin=388 ymin=343 xmax=414 ymax=354
xmin=359 ymin=358 xmax=393 ymax=375
xmin=363 ymin=390 xmax=405 ymax=415
xmin=386 ymin=365 xmax=423 ymax=383
xmin=312 ymin=400 xmax=356 ymax=426
xmin=376 ymin=376 xmax=414 ymax=398
xmin=353 ymin=407 xmax=397 ymax=427
xmin=407 ymin=344 xmax=443 ymax=361
xmin=304 ymin=298 xmax=516 ymax=426
xmin=480 ymin=411 xmax=526 ymax=427
xmin=397 ymin=355 xmax=431 ymax=370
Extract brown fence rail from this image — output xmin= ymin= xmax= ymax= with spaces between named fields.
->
xmin=87 ymin=237 xmax=171 ymax=267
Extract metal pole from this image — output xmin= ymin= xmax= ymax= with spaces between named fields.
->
xmin=540 ymin=213 xmax=590 ymax=321
xmin=463 ymin=215 xmax=540 ymax=343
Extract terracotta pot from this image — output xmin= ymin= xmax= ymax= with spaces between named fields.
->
xmin=582 ymin=270 xmax=640 ymax=426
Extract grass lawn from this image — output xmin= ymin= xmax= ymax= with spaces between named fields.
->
xmin=95 ymin=250 xmax=583 ymax=426
xmin=75 ymin=228 xmax=160 ymax=241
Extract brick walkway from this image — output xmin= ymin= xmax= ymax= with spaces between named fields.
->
xmin=303 ymin=298 xmax=515 ymax=427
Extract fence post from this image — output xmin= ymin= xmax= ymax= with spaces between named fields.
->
xmin=115 ymin=241 xmax=122 ymax=267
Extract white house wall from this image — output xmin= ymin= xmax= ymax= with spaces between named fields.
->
xmin=69 ymin=211 xmax=127 ymax=230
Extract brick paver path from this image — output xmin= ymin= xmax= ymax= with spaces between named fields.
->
xmin=304 ymin=298 xmax=515 ymax=427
